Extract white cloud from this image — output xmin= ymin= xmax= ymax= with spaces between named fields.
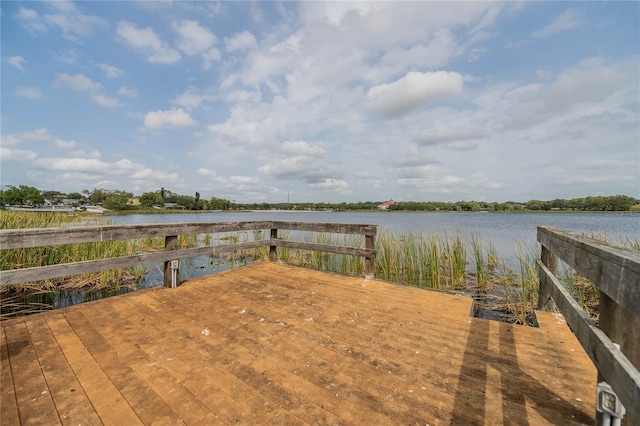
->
xmin=172 ymin=19 xmax=217 ymax=55
xmin=279 ymin=141 xmax=325 ymax=157
xmin=14 ymin=7 xmax=48 ymax=34
xmin=0 ymin=147 xmax=38 ymax=161
xmin=144 ymin=108 xmax=197 ymax=129
xmin=173 ymin=86 xmax=216 ymax=109
xmin=309 ymin=179 xmax=349 ymax=192
xmin=531 ymin=8 xmax=583 ymax=39
xmin=91 ymin=94 xmax=120 ymax=108
xmin=117 ymin=87 xmax=137 ymax=98
xmin=16 ymin=86 xmax=44 ymax=99
xmin=15 ymin=2 xmax=107 ymax=40
xmin=32 ymin=156 xmax=179 ymax=182
xmin=52 ymin=49 xmax=80 ymax=64
xmin=1 ymin=128 xmax=51 ymax=147
xmin=43 ymin=2 xmax=108 ymax=40
xmin=366 ymin=71 xmax=464 ymax=118
xmin=53 ymin=73 xmax=120 ymax=108
xmin=98 ymin=63 xmax=123 ymax=79
xmin=116 ymin=21 xmax=181 ymax=64
xmin=8 ymin=56 xmax=27 ymax=71
xmin=54 ymin=73 xmax=102 ymax=92
xmin=224 ymin=31 xmax=257 ymax=52
xmin=171 ymin=19 xmax=221 ymax=69
xmin=1 ymin=128 xmax=76 ymax=149
xmin=198 ymin=168 xmax=217 ymax=177
xmin=202 ymin=48 xmax=221 ymax=70
xmin=67 ymin=150 xmax=101 ymax=159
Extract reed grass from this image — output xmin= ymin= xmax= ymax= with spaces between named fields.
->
xmin=5 ymin=211 xmax=636 ymax=326
xmin=1 ymin=212 xmax=147 ymax=319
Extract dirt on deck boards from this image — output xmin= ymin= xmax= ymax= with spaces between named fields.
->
xmin=1 ymin=262 xmax=596 ymax=425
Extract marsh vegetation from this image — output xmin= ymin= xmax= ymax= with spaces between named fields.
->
xmin=2 ymin=211 xmax=637 ymax=324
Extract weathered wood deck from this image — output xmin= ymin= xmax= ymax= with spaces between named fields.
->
xmin=1 ymin=262 xmax=596 ymax=425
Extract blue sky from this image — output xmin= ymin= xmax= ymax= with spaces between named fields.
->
xmin=2 ymin=1 xmax=638 ymax=203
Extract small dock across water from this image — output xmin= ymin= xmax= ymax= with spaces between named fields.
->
xmin=2 ymin=262 xmax=596 ymax=425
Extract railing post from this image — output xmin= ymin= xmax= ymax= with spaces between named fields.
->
xmin=598 ymin=293 xmax=640 ymax=426
xmin=164 ymin=235 xmax=179 ymax=288
xmin=537 ymin=245 xmax=557 ymax=311
xmin=365 ymin=233 xmax=375 ymax=278
xmin=269 ymin=228 xmax=278 ymax=261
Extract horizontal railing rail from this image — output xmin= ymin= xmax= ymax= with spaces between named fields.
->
xmin=536 ymin=226 xmax=640 ymax=424
xmin=0 ymin=221 xmax=377 ymax=288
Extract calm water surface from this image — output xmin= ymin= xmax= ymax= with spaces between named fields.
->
xmin=111 ymin=211 xmax=640 ymax=264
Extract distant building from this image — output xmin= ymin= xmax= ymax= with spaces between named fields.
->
xmin=377 ymin=199 xmax=397 ymax=210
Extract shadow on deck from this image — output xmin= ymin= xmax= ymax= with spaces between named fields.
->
xmin=1 ymin=262 xmax=596 ymax=425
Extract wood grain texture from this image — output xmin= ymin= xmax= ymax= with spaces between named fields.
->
xmin=0 ymin=221 xmax=377 ymax=249
xmin=1 ymin=263 xmax=596 ymax=425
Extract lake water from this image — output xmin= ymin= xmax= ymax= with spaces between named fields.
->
xmin=111 ymin=211 xmax=640 ymax=265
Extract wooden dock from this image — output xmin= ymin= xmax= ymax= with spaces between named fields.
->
xmin=1 ymin=262 xmax=596 ymax=425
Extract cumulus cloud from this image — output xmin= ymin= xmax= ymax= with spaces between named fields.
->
xmin=16 ymin=86 xmax=44 ymax=99
xmin=309 ymin=179 xmax=349 ymax=192
xmin=98 ymin=63 xmax=123 ymax=79
xmin=224 ymin=31 xmax=258 ymax=52
xmin=43 ymin=1 xmax=108 ymax=40
xmin=117 ymin=87 xmax=137 ymax=98
xmin=366 ymin=71 xmax=464 ymax=118
xmin=144 ymin=108 xmax=197 ymax=129
xmin=15 ymin=2 xmax=107 ymax=40
xmin=32 ymin=157 xmax=179 ymax=182
xmin=14 ymin=6 xmax=48 ymax=34
xmin=279 ymin=141 xmax=325 ymax=157
xmin=54 ymin=73 xmax=102 ymax=92
xmin=173 ymin=86 xmax=216 ymax=109
xmin=531 ymin=8 xmax=583 ymax=39
xmin=0 ymin=147 xmax=38 ymax=161
xmin=172 ymin=19 xmax=216 ymax=55
xmin=8 ymin=56 xmax=27 ymax=71
xmin=171 ymin=19 xmax=220 ymax=69
xmin=259 ymin=156 xmax=341 ymax=184
xmin=116 ymin=21 xmax=181 ymax=64
xmin=1 ymin=128 xmax=76 ymax=149
xmin=53 ymin=73 xmax=121 ymax=108
xmin=91 ymin=94 xmax=120 ymax=108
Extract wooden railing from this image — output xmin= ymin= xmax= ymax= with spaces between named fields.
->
xmin=536 ymin=226 xmax=640 ymax=424
xmin=0 ymin=221 xmax=377 ymax=288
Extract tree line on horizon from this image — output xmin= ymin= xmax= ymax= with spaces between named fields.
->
xmin=0 ymin=185 xmax=637 ymax=212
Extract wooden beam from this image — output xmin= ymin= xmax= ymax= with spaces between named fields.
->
xmin=0 ymin=241 xmax=268 ymax=286
xmin=537 ymin=226 xmax=640 ymax=317
xmin=0 ymin=221 xmax=275 ymax=249
xmin=269 ymin=221 xmax=377 ymax=236
xmin=269 ymin=229 xmax=278 ymax=262
xmin=365 ymin=234 xmax=376 ymax=278
xmin=272 ymin=240 xmax=375 ymax=258
xmin=536 ymin=260 xmax=640 ymax=423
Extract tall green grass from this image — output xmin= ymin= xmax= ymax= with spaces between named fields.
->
xmin=1 ymin=211 xmax=148 ymax=319
xmin=5 ymin=211 xmax=636 ymax=326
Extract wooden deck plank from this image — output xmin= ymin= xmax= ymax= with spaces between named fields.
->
xmin=44 ymin=313 xmax=143 ymax=425
xmin=75 ymin=302 xmax=226 ymax=425
xmin=108 ymin=294 xmax=308 ymax=425
xmin=3 ymin=321 xmax=61 ymax=425
xmin=23 ymin=317 xmax=101 ymax=425
xmin=1 ymin=262 xmax=597 ymax=425
xmin=0 ymin=324 xmax=20 ymax=425
xmin=179 ymin=264 xmax=593 ymax=424
xmin=61 ymin=307 xmax=186 ymax=425
xmin=153 ymin=282 xmax=470 ymax=424
xmin=122 ymin=292 xmax=357 ymax=425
